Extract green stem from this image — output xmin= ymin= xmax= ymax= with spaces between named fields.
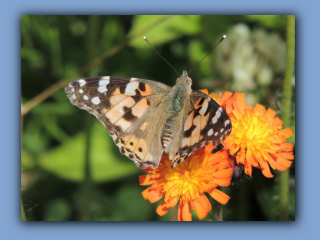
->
xmin=279 ymin=15 xmax=295 ymax=221
xmin=210 ymin=187 xmax=223 ymax=221
xmin=212 ymin=200 xmax=223 ymax=221
xmin=21 ymin=198 xmax=26 ymax=221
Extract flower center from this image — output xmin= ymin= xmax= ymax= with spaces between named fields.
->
xmin=234 ymin=110 xmax=276 ymax=151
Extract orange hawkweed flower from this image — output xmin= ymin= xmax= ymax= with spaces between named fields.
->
xmin=139 ymin=145 xmax=233 ymax=221
xmin=200 ymin=89 xmax=233 ymax=110
xmin=222 ymin=92 xmax=294 ymax=178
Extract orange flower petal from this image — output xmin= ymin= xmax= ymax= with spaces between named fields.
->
xmin=208 ymin=188 xmax=230 ymax=205
xmin=265 ymin=108 xmax=276 ymax=119
xmin=156 ymin=202 xmax=170 ymax=216
xmin=191 ymin=195 xmax=211 ymax=220
xmin=142 ymin=187 xmax=164 ymax=203
xmin=273 ymin=117 xmax=283 ymax=126
xmin=200 ymin=89 xmax=209 ymax=95
xmin=234 ymin=93 xmax=245 ymax=114
xmin=279 ymin=128 xmax=294 ymax=138
xmin=213 ymin=177 xmax=232 ymax=186
xmin=139 ymin=175 xmax=158 ymax=185
xmin=254 ymin=103 xmax=266 ymax=113
xmin=219 ymin=91 xmax=233 ymax=105
xmin=212 ymin=168 xmax=234 ymax=178
xmin=244 ymin=164 xmax=252 ymax=177
xmin=276 ymin=156 xmax=293 ymax=168
xmin=178 ymin=202 xmax=192 ymax=221
xmin=281 ymin=152 xmax=294 ymax=160
xmin=259 ymin=160 xmax=274 ymax=178
xmin=141 ymin=167 xmax=154 ymax=173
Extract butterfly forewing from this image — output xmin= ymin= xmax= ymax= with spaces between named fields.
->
xmin=65 ymin=76 xmax=170 ymax=134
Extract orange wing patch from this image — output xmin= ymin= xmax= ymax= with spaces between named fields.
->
xmin=132 ymin=98 xmax=150 ymax=118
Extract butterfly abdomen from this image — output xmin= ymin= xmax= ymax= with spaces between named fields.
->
xmin=161 ymin=118 xmax=174 ymax=148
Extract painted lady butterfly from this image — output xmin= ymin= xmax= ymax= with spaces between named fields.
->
xmin=65 ymin=70 xmax=232 ymax=169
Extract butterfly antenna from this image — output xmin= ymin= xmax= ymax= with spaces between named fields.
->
xmin=143 ymin=36 xmax=180 ymax=77
xmin=188 ymin=35 xmax=226 ymax=75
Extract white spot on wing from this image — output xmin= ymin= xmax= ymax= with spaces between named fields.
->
xmin=78 ymin=79 xmax=86 ymax=87
xmin=130 ymin=78 xmax=138 ymax=81
xmin=212 ymin=115 xmax=218 ymax=124
xmin=79 ymin=89 xmax=83 ymax=93
xmin=99 ymin=78 xmax=110 ymax=86
xmin=98 ymin=85 xmax=107 ymax=93
xmin=98 ymin=77 xmax=110 ymax=93
xmin=71 ymin=88 xmax=75 ymax=92
xmin=220 ymin=128 xmax=224 ymax=132
xmin=208 ymin=129 xmax=213 ymax=136
xmin=125 ymin=81 xmax=139 ymax=96
xmin=83 ymin=95 xmax=89 ymax=100
xmin=225 ymin=119 xmax=230 ymax=126
xmin=214 ymin=132 xmax=218 ymax=136
xmin=100 ymin=76 xmax=110 ymax=82
xmin=216 ymin=110 xmax=221 ymax=118
xmin=91 ymin=96 xmax=100 ymax=105
xmin=72 ymin=94 xmax=76 ymax=99
xmin=212 ymin=109 xmax=222 ymax=124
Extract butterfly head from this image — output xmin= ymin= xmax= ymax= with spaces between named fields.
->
xmin=176 ymin=70 xmax=192 ymax=86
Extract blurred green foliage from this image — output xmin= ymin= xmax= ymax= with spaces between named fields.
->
xmin=21 ymin=15 xmax=295 ymax=221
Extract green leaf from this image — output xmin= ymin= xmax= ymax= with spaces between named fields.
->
xmin=38 ymin=122 xmax=139 ymax=182
xmin=129 ymin=15 xmax=201 ymax=48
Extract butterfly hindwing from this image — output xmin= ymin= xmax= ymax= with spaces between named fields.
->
xmin=171 ymin=90 xmax=232 ymax=167
xmin=110 ymin=105 xmax=168 ymax=169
